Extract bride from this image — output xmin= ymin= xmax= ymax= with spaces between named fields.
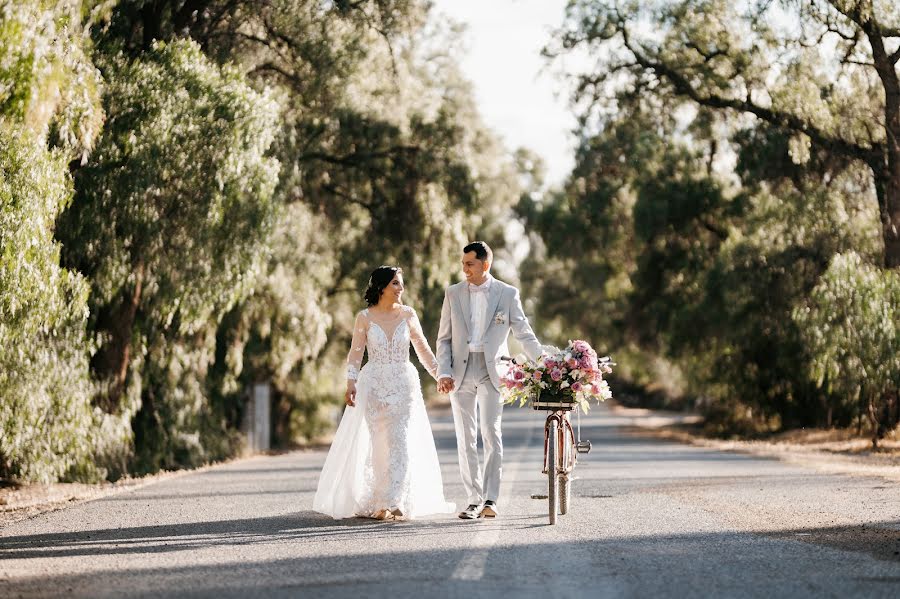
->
xmin=313 ymin=265 xmax=455 ymax=520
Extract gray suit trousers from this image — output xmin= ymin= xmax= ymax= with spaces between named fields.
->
xmin=450 ymin=352 xmax=503 ymax=505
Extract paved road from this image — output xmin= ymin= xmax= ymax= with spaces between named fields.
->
xmin=1 ymin=403 xmax=898 ymax=598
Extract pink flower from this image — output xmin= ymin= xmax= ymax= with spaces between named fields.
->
xmin=571 ymin=381 xmax=582 ymax=392
xmin=532 ymin=370 xmax=543 ymax=381
xmin=515 ymin=381 xmax=525 ymax=390
xmin=566 ymin=357 xmax=578 ymax=369
xmin=513 ymin=370 xmax=525 ymax=381
xmin=550 ymin=369 xmax=562 ymax=382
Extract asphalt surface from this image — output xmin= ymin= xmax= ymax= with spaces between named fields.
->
xmin=1 ymin=403 xmax=898 ymax=598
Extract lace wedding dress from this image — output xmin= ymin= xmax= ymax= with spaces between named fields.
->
xmin=313 ymin=305 xmax=455 ymax=519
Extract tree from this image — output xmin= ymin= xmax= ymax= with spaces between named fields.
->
xmin=520 ymin=85 xmax=884 ymax=432
xmin=794 ymin=252 xmax=900 ymax=444
xmin=57 ymin=39 xmax=281 ymax=471
xmin=0 ymin=0 xmax=109 ymax=481
xmin=553 ymin=0 xmax=900 ymax=268
xmin=207 ymin=6 xmax=524 ymax=441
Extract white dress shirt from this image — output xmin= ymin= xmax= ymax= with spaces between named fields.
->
xmin=468 ymin=273 xmax=493 ymax=352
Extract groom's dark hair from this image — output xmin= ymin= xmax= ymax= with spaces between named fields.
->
xmin=464 ymin=241 xmax=492 ymax=264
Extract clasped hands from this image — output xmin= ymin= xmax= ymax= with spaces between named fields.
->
xmin=348 ymin=377 xmax=454 ymax=405
xmin=437 ymin=377 xmax=455 ymax=394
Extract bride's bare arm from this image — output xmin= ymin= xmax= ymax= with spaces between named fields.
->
xmin=408 ymin=309 xmax=439 ymax=381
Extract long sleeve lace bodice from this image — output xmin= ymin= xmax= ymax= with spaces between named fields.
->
xmin=408 ymin=310 xmax=439 ymax=380
xmin=346 ymin=311 xmax=369 ymax=381
xmin=346 ymin=306 xmax=439 ymax=381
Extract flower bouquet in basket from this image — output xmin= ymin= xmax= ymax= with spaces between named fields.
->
xmin=501 ymin=340 xmax=613 ymax=413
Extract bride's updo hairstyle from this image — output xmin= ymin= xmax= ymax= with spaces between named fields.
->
xmin=364 ymin=265 xmax=403 ymax=306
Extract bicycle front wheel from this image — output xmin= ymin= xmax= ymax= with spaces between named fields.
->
xmin=560 ymin=474 xmax=570 ymax=515
xmin=547 ymin=418 xmax=558 ymax=524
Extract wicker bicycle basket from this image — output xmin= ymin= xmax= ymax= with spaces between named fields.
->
xmin=531 ymin=393 xmax=577 ymax=411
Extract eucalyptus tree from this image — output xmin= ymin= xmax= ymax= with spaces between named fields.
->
xmin=79 ymin=1 xmax=519 ymax=451
xmin=521 ymin=82 xmax=884 ymax=431
xmin=57 ymin=39 xmax=281 ymax=471
xmin=794 ymin=252 xmax=900 ymax=444
xmin=553 ymin=0 xmax=900 ymax=269
xmin=0 ymin=0 xmax=110 ymax=481
xmin=204 ymin=5 xmax=522 ymax=442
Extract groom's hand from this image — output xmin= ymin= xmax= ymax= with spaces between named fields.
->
xmin=438 ymin=377 xmax=454 ymax=394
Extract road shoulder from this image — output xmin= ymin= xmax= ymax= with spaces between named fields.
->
xmin=613 ymin=403 xmax=900 ymax=482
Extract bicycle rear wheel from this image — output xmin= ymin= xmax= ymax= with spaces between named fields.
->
xmin=548 ymin=419 xmax=558 ymax=524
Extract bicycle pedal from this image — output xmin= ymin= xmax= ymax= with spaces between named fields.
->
xmin=575 ymin=440 xmax=592 ymax=454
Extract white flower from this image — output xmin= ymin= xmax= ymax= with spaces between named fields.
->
xmin=560 ymin=381 xmax=570 ymax=389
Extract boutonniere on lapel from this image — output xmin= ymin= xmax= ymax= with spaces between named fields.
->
xmin=493 ymin=311 xmax=506 ymax=326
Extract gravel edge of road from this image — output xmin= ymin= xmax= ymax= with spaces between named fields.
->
xmin=0 ymin=452 xmax=274 ymax=529
xmin=612 ymin=404 xmax=900 ymax=482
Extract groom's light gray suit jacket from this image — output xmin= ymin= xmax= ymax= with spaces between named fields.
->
xmin=436 ymin=277 xmax=543 ymax=391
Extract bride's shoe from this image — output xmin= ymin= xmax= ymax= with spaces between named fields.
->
xmin=373 ymin=508 xmax=395 ymax=521
xmin=390 ymin=508 xmax=405 ymax=520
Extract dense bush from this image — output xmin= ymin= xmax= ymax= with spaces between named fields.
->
xmin=0 ymin=127 xmax=105 ymax=482
xmin=0 ymin=0 xmax=112 ymax=482
xmin=794 ymin=253 xmax=900 ymax=443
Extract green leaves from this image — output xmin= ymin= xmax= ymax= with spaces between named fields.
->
xmin=2 ymin=1 xmax=526 ymax=479
xmin=66 ymin=38 xmax=280 ymax=334
xmin=0 ymin=1 xmax=111 ymax=482
xmin=793 ymin=252 xmax=900 ymax=437
xmin=0 ymin=0 xmax=104 ymax=161
xmin=0 ymin=126 xmax=102 ymax=483
xmin=53 ymin=38 xmax=281 ymax=473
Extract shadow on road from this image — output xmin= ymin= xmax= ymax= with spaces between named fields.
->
xmin=0 ymin=511 xmax=546 ymax=561
xmin=2 ymin=517 xmax=898 ymax=598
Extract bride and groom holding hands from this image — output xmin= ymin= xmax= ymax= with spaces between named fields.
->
xmin=314 ymin=241 xmax=544 ymax=521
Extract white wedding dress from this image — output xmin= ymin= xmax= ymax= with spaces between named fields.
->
xmin=313 ymin=305 xmax=455 ymax=519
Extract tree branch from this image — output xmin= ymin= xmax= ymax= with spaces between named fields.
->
xmin=298 ymin=145 xmax=420 ymax=167
xmin=249 ymin=61 xmax=302 ymax=88
xmin=614 ymin=19 xmax=883 ymax=166
xmin=323 ymin=184 xmax=373 ymax=212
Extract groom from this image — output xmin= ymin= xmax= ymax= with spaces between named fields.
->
xmin=436 ymin=241 xmax=543 ymax=519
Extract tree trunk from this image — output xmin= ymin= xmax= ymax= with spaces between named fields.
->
xmin=865 ymin=16 xmax=900 ymax=268
xmin=876 ymin=141 xmax=900 ymax=269
xmin=141 ymin=1 xmax=164 ymax=50
xmin=866 ymin=395 xmax=880 ymax=449
xmin=91 ymin=262 xmax=144 ymax=413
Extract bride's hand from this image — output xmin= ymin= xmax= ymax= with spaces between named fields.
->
xmin=345 ymin=382 xmax=357 ymax=407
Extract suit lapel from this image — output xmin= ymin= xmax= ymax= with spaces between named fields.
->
xmin=456 ymin=284 xmax=471 ymax=335
xmin=482 ymin=282 xmax=503 ymax=338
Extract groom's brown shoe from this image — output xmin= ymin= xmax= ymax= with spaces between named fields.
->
xmin=480 ymin=500 xmax=498 ymax=518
